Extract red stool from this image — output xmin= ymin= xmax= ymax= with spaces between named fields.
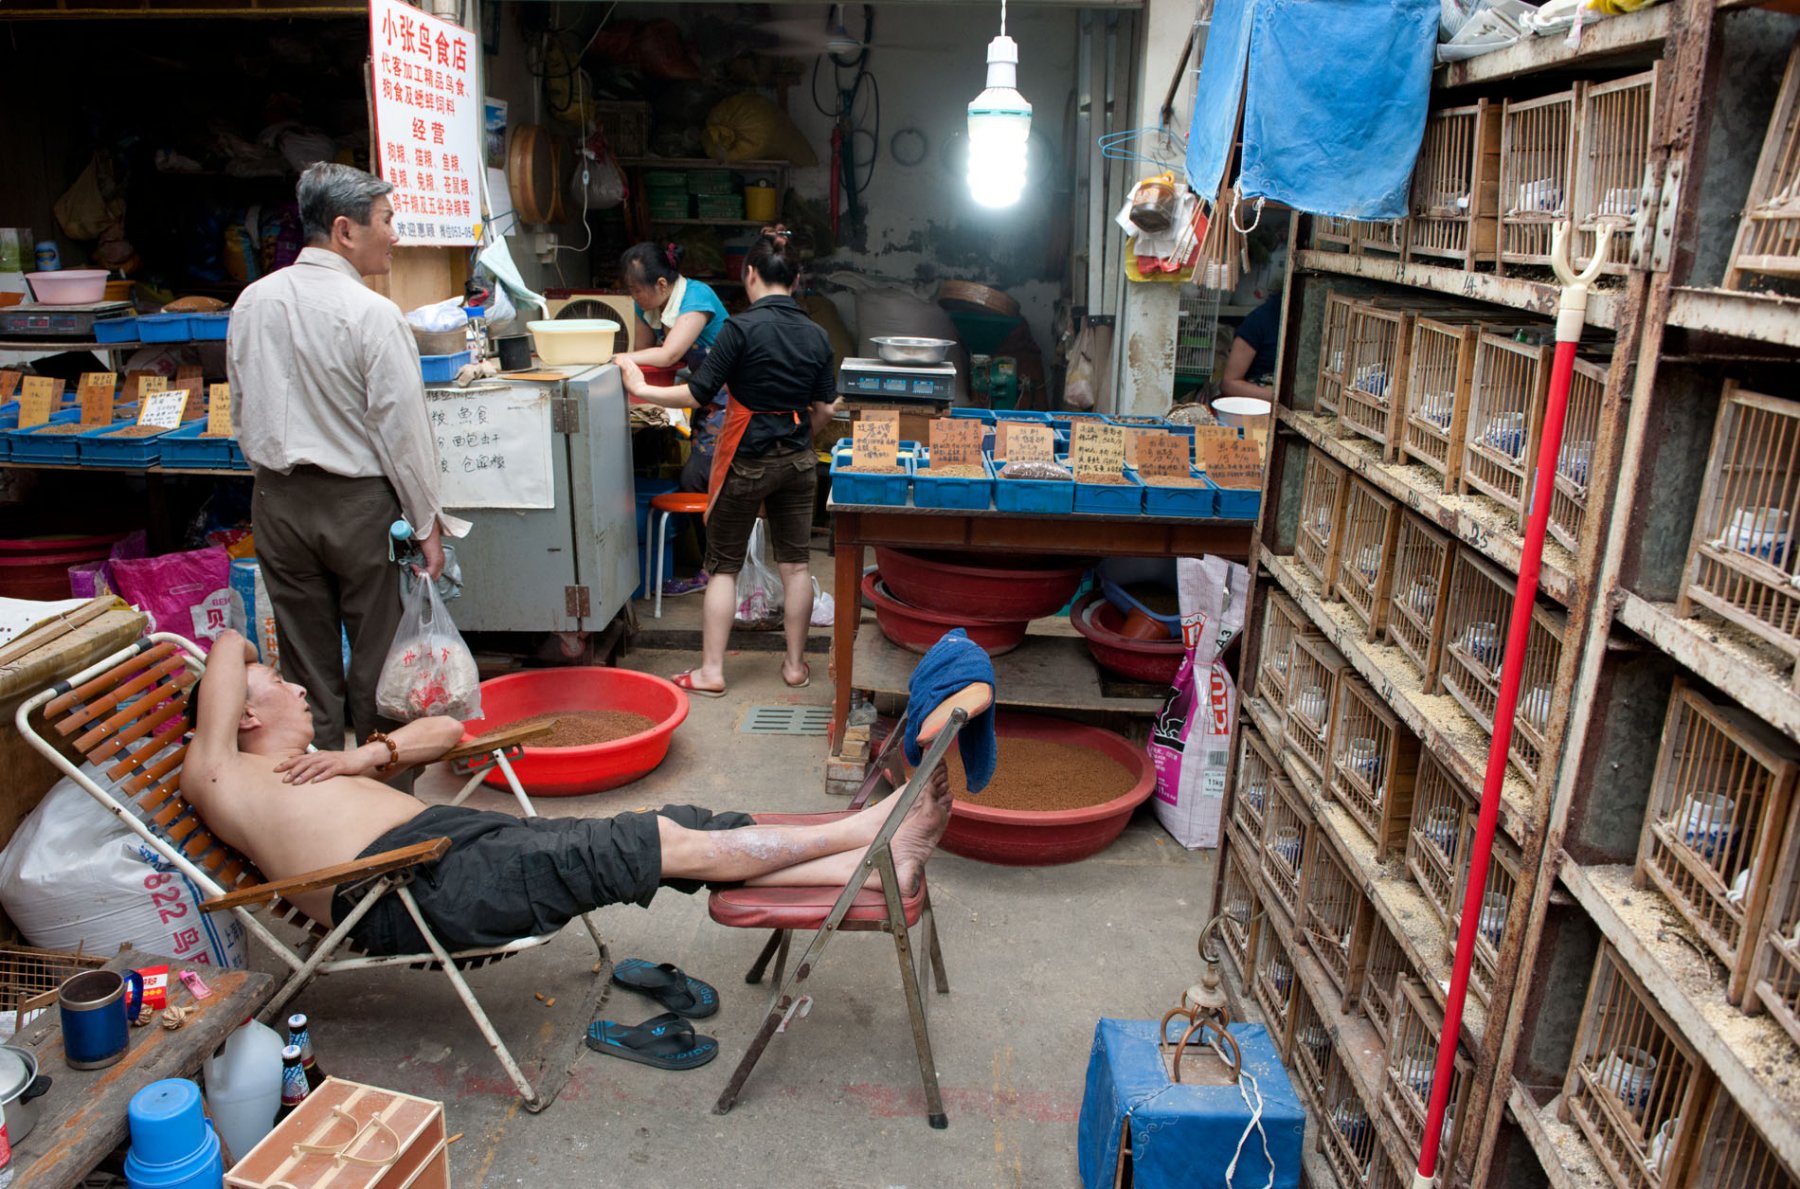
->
xmin=645 ymin=491 xmax=709 ymax=618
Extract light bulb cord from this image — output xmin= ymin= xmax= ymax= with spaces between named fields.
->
xmin=1000 ymin=0 xmax=1007 ymax=36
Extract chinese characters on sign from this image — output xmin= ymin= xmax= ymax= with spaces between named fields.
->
xmin=370 ymin=0 xmax=483 ymax=246
xmin=426 ymin=384 xmax=553 ymax=508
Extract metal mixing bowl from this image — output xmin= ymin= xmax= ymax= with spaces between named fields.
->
xmin=872 ymin=336 xmax=955 ymax=365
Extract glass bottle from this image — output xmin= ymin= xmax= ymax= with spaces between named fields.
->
xmin=275 ymin=1044 xmax=309 ymax=1122
xmin=286 ymin=1013 xmax=325 ymax=1091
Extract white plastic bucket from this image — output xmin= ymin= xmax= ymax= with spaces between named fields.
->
xmin=1211 ymin=396 xmax=1271 ymax=430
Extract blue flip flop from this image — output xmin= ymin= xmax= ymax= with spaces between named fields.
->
xmin=585 ymin=1012 xmax=718 ymax=1071
xmin=612 ymin=959 xmax=720 ymax=1019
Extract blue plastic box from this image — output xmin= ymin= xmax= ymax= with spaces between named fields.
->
xmin=189 ymin=312 xmax=230 ymax=341
xmin=1137 ymin=468 xmax=1219 ymax=518
xmin=1098 ymin=558 xmax=1180 ymax=636
xmin=1214 ymin=483 xmax=1261 ymax=520
xmin=137 ymin=313 xmax=193 ymax=343
xmin=830 ymin=439 xmax=914 ymax=506
xmin=950 ymin=408 xmax=997 ymax=423
xmin=994 ymin=467 xmax=1074 ymax=515
xmin=420 ymin=351 xmax=472 ymax=383
xmin=994 ymin=410 xmax=1052 ymax=424
xmin=94 ymin=316 xmax=140 ymax=344
xmin=79 ymin=420 xmax=189 ymax=468
xmin=6 ymin=418 xmax=88 ymax=465
xmin=159 ymin=421 xmax=247 ymax=470
xmin=1067 ymin=464 xmax=1144 ymax=516
xmin=911 ymin=450 xmax=994 ymax=511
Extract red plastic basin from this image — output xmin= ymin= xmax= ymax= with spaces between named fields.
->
xmin=0 ymin=534 xmax=123 ymax=600
xmin=940 ymin=711 xmax=1155 ymax=865
xmin=864 ymin=572 xmax=1027 ymax=656
xmin=1070 ymin=593 xmax=1185 ymax=685
xmin=872 ymin=547 xmax=1089 ymax=620
xmin=459 ymin=667 xmax=689 ymax=797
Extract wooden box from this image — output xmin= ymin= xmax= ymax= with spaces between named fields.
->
xmin=1260 ymin=774 xmax=1313 ymax=926
xmin=1386 ymin=513 xmax=1456 ymax=691
xmin=1313 ymin=215 xmax=1356 ymax=251
xmin=1284 ymin=633 xmax=1348 ymax=787
xmin=1462 ymin=330 xmax=1554 ymax=524
xmin=1727 ymin=39 xmax=1800 ymax=288
xmin=227 ymin=1078 xmax=449 ymax=1189
xmin=1381 ymin=977 xmax=1472 ymax=1173
xmin=1499 ymin=86 xmax=1584 ymax=275
xmin=1405 ymin=100 xmax=1502 ymax=272
xmin=1288 ymin=977 xmax=1333 ymax=1109
xmin=1329 ymin=676 xmax=1422 ymax=861
xmin=1334 ymin=479 xmax=1403 ymax=639
xmin=1355 ymin=219 xmax=1405 ymax=257
xmin=1548 ymin=356 xmax=1611 ymax=557
xmin=1339 ymin=304 xmax=1416 ymax=458
xmin=1407 ymin=751 xmax=1471 ymax=933
xmin=1450 ymin=822 xmax=1523 ymax=1009
xmin=1296 ymin=448 xmax=1352 ymax=592
xmin=1298 ymin=831 xmax=1362 ymax=998
xmin=1572 ymin=67 xmax=1659 ymax=277
xmin=1403 ymin=317 xmax=1483 ymax=487
xmin=1319 ymin=1047 xmax=1386 ymax=1189
xmin=1680 ymin=1082 xmax=1798 ymax=1188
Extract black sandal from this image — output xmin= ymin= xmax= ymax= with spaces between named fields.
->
xmin=585 ymin=1012 xmax=718 ymax=1071
xmin=611 ymin=959 xmax=720 ymax=1019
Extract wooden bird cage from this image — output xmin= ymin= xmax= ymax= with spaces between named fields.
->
xmin=1679 ymin=383 xmax=1800 ymax=683
xmin=1356 ymin=911 xmax=1409 ymax=1041
xmin=1330 ymin=675 xmax=1422 ymax=860
xmin=1334 ymin=479 xmax=1403 ymax=638
xmin=1439 ymin=551 xmax=1568 ymax=790
xmin=1752 ymin=776 xmax=1800 ymax=1049
xmin=1463 ymin=331 xmax=1555 ymax=523
xmin=1382 ymin=977 xmax=1473 ymax=1173
xmin=1321 ymin=1052 xmax=1386 ymax=1189
xmin=1548 ymin=356 xmax=1611 ymax=556
xmin=1257 ymin=588 xmax=1319 ymax=720
xmin=1450 ymin=824 xmax=1523 ymax=1009
xmin=1366 ymin=1144 xmax=1407 ymax=1189
xmin=1251 ymin=918 xmax=1298 ymax=1051
xmin=1386 ymin=513 xmax=1456 ymax=691
xmin=1564 ymin=944 xmax=1707 ymax=1189
xmin=1499 ymin=87 xmax=1583 ymax=274
xmin=1232 ymin=724 xmax=1280 ymax=853
xmin=1261 ymin=775 xmax=1313 ymax=925
xmin=1285 ymin=633 xmax=1348 ymax=787
xmin=1289 ymin=979 xmax=1333 ymax=1109
xmin=1340 ymin=304 xmax=1416 ymax=457
xmin=1299 ymin=834 xmax=1362 ymax=997
xmin=1220 ymin=840 xmax=1261 ymax=983
xmin=1727 ymin=39 xmax=1800 ymax=288
xmin=1403 ymin=317 xmax=1483 ymax=486
xmin=1317 ymin=290 xmax=1358 ymax=418
xmin=1573 ymin=67 xmax=1659 ymax=276
xmin=1314 ymin=215 xmax=1356 ymax=251
xmin=1407 ymin=751 xmax=1472 ymax=932
xmin=1638 ymin=681 xmax=1799 ymax=1005
xmin=1297 ymin=448 xmax=1352 ymax=591
xmin=1356 ymin=220 xmax=1405 ymax=256
xmin=1406 ymin=101 xmax=1501 ymax=271
xmin=1682 ymin=1083 xmax=1800 ymax=1189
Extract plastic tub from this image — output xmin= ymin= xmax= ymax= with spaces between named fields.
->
xmin=124 ymin=1079 xmax=223 ymax=1189
xmin=872 ymin=547 xmax=1088 ymax=620
xmin=1214 ymin=483 xmax=1261 ymax=520
xmin=1068 ymin=466 xmax=1145 ymax=516
xmin=910 ymin=451 xmax=994 ymax=511
xmin=939 ymin=711 xmax=1157 ymax=865
xmin=93 ymin=316 xmax=139 ymax=344
xmin=1136 ymin=468 xmax=1220 ymax=518
xmin=6 ymin=419 xmax=86 ymax=465
xmin=25 ymin=270 xmax=107 ymax=305
xmin=188 ymin=312 xmax=230 ymax=341
xmin=136 ymin=313 xmax=193 ymax=343
xmin=0 ymin=532 xmax=122 ymax=599
xmin=159 ymin=421 xmax=238 ymax=470
xmin=1211 ymin=396 xmax=1272 ymax=430
xmin=863 ymin=572 xmax=1027 ymax=656
xmin=461 ymin=667 xmax=689 ymax=796
xmin=1070 ymin=592 xmax=1185 ymax=683
xmin=420 ymin=351 xmax=472 ymax=383
xmin=1097 ymin=557 xmax=1181 ymax=637
xmin=527 ymin=319 xmax=620 ymax=366
xmin=950 ymin=407 xmax=997 ymax=422
xmin=830 ymin=448 xmax=912 ymax=507
xmin=79 ymin=421 xmax=186 ymax=468
xmin=994 ymin=468 xmax=1074 ymax=515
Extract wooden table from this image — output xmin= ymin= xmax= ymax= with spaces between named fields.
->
xmin=12 ymin=950 xmax=274 ymax=1188
xmin=827 ymin=499 xmax=1253 ymax=751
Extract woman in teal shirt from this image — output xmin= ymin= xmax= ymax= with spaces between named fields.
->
xmin=617 ymin=242 xmax=731 ymax=494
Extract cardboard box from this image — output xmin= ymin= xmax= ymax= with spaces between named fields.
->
xmin=226 ymin=1078 xmax=448 ymax=1189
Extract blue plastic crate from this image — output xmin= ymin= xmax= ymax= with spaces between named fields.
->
xmin=93 ymin=316 xmax=139 ymax=344
xmin=1214 ymin=483 xmax=1261 ymax=520
xmin=1137 ymin=468 xmax=1219 ymax=518
xmin=159 ymin=420 xmax=244 ymax=470
xmin=420 ymin=351 xmax=472 ymax=383
xmin=78 ymin=420 xmax=191 ymax=468
xmin=911 ymin=450 xmax=994 ymax=510
xmin=5 ymin=416 xmax=88 ymax=464
xmin=137 ymin=313 xmax=193 ymax=343
xmin=994 ymin=468 xmax=1074 ymax=515
xmin=1070 ymin=468 xmax=1144 ymax=516
xmin=829 ymin=440 xmax=916 ymax=506
xmin=950 ymin=408 xmax=997 ymax=422
xmin=189 ymin=312 xmax=230 ymax=341
xmin=994 ymin=409 xmax=1051 ymax=424
xmin=1102 ymin=414 xmax=1172 ymax=430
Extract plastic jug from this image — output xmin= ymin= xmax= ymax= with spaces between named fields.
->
xmin=201 ymin=1019 xmax=283 ymax=1164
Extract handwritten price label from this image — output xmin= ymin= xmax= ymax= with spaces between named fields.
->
xmin=929 ymin=418 xmax=983 ymax=468
xmin=207 ymin=384 xmax=233 ymax=436
xmin=18 ymin=376 xmax=62 ymax=428
xmin=0 ymin=370 xmax=20 ymax=400
xmin=1007 ymin=424 xmax=1055 ymax=462
xmin=1207 ymin=439 xmax=1264 ymax=489
xmin=1137 ymin=432 xmax=1190 ymax=477
xmin=138 ymin=391 xmax=188 ymax=430
xmin=1191 ymin=425 xmax=1238 ymax=470
xmin=78 ymin=372 xmax=116 ymax=427
xmin=850 ymin=416 xmax=899 ymax=469
xmin=1070 ymin=422 xmax=1126 ymax=475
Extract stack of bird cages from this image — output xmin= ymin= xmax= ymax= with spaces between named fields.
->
xmin=1754 ymin=783 xmax=1800 ymax=1047
xmin=1573 ymin=67 xmax=1659 ymax=276
xmin=1450 ymin=825 xmax=1524 ymax=1009
xmin=1727 ymin=41 xmax=1800 ymax=288
xmin=1548 ymin=355 xmax=1611 ymax=556
xmin=1334 ymin=479 xmax=1403 ymax=638
xmin=1174 ymin=284 xmax=1222 ymax=383
xmin=1314 ymin=215 xmax=1357 ymax=251
xmin=1286 ymin=634 xmax=1348 ymax=787
xmin=1220 ymin=841 xmax=1261 ymax=982
xmin=1498 ymin=86 xmax=1583 ymax=274
xmin=1356 ymin=912 xmax=1410 ymax=1040
xmin=1682 ymin=1085 xmax=1800 ymax=1189
xmin=1565 ymin=944 xmax=1707 ymax=1189
xmin=1256 ymin=588 xmax=1318 ymax=720
xmin=1407 ymin=751 xmax=1472 ymax=931
xmin=1299 ymin=835 xmax=1361 ymax=997
xmin=1406 ymin=101 xmax=1501 ymax=272
xmin=1356 ymin=220 xmax=1406 ymax=256
xmin=1297 ymin=448 xmax=1352 ymax=591
xmin=1251 ymin=918 xmax=1298 ymax=1050
xmin=1317 ymin=290 xmax=1359 ymax=418
xmin=1340 ymin=304 xmax=1420 ymax=458
xmin=1330 ymin=676 xmax=1422 ymax=859
xmin=1262 ymin=777 xmax=1313 ymax=924
xmin=1386 ymin=514 xmax=1456 ymax=690
xmin=1638 ymin=681 xmax=1799 ymax=1004
xmin=1679 ymin=383 xmax=1800 ymax=681
xmin=1382 ymin=978 xmax=1472 ymax=1173
xmin=1289 ymin=980 xmax=1334 ymax=1108
xmin=1321 ymin=1050 xmax=1387 ymax=1189
xmin=1439 ymin=552 xmax=1568 ymax=789
xmin=1232 ymin=725 xmax=1280 ymax=853
xmin=1463 ymin=330 xmax=1555 ymax=523
xmin=1402 ymin=317 xmax=1483 ymax=486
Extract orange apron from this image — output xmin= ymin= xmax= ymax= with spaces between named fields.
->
xmin=704 ymin=395 xmax=802 ymax=523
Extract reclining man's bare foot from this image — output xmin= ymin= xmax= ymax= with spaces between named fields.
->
xmin=890 ymin=765 xmax=954 ymax=897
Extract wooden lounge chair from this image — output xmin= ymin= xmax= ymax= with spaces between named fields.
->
xmin=15 ymin=633 xmax=606 ymax=1112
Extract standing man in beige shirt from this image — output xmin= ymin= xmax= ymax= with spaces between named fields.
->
xmin=227 ymin=162 xmax=469 ymax=775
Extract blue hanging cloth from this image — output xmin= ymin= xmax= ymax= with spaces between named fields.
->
xmin=1182 ymin=0 xmax=1256 ymax=204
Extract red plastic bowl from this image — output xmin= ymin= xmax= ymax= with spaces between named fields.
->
xmin=0 ymin=534 xmax=123 ymax=600
xmin=872 ymin=547 xmax=1089 ymax=620
xmin=459 ymin=667 xmax=689 ymax=796
xmin=864 ymin=572 xmax=1027 ymax=656
xmin=1070 ymin=593 xmax=1185 ymax=685
xmin=940 ymin=712 xmax=1156 ymax=865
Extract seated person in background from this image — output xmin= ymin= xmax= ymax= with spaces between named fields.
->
xmin=1219 ymin=291 xmax=1284 ymax=402
xmin=181 ymin=631 xmax=951 ymax=957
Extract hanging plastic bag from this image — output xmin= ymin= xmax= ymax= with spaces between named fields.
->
xmin=735 ymin=522 xmax=785 ymax=629
xmin=809 ymin=577 xmax=835 ymax=627
xmin=573 ymin=146 xmax=627 ymax=212
xmin=376 ymin=579 xmax=482 ymax=721
xmin=1064 ymin=323 xmax=1099 ymax=411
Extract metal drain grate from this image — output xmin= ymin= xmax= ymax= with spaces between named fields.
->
xmin=740 ymin=705 xmax=833 ymax=736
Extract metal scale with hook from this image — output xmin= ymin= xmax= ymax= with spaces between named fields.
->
xmin=1157 ymin=913 xmax=1244 ymax=1087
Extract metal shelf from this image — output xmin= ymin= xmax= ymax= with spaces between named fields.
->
xmin=1614 ymin=591 xmax=1800 ymax=746
xmin=1436 ymin=5 xmax=1670 ymax=88
xmin=1504 ymin=1082 xmax=1617 ymax=1189
xmin=1279 ymin=407 xmax=1581 ymax=607
xmin=1295 ymin=250 xmax=1622 ymax=331
xmin=1668 ymin=286 xmax=1800 ymax=350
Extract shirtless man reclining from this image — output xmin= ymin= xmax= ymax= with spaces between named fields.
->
xmin=181 ymin=630 xmax=952 ymax=957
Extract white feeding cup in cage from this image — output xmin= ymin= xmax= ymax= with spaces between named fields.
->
xmin=1597 ymin=1045 xmax=1658 ymax=1113
xmin=1597 ymin=187 xmax=1639 ymax=217
xmin=1479 ymin=890 xmax=1508 ymax=945
xmin=1355 ymin=545 xmax=1382 ymax=582
xmin=1245 ymin=777 xmax=1267 ymax=813
xmin=1333 ymin=1098 xmax=1370 ymax=1143
xmin=1407 ymin=575 xmax=1439 ymax=618
xmin=1401 ymin=1044 xmax=1435 ymax=1096
xmin=1677 ymin=792 xmax=1737 ymax=859
xmin=1425 ymin=806 xmax=1459 ymax=856
xmin=1295 ymin=685 xmax=1329 ymax=724
xmin=1353 ymin=364 xmax=1391 ymax=400
xmin=1650 ymin=1117 xmax=1677 ymax=1178
xmin=1481 ymin=411 xmax=1527 ymax=458
xmin=1271 ymin=958 xmax=1293 ymax=996
xmin=1347 ymin=736 xmax=1383 ymax=787
xmin=1460 ymin=621 xmax=1502 ymax=670
xmin=1558 ymin=439 xmax=1592 ymax=487
xmin=1520 ymin=684 xmax=1554 ymax=730
xmin=1512 ymin=177 xmax=1563 ymax=214
xmin=1419 ymin=390 xmax=1455 ymax=429
xmin=1723 ymin=505 xmax=1791 ymax=563
xmin=1272 ymin=826 xmax=1304 ymax=871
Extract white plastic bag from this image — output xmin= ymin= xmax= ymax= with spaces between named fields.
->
xmin=405 ymin=297 xmax=468 ymax=334
xmin=809 ymin=577 xmax=835 ymax=627
xmin=376 ymin=579 xmax=482 ymax=720
xmin=0 ymin=775 xmax=248 ymax=968
xmin=735 ymin=522 xmax=785 ymax=629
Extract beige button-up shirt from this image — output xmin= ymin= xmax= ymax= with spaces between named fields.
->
xmin=227 ymin=247 xmax=467 ymax=538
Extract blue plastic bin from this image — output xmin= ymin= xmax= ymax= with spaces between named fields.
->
xmin=994 ymin=468 xmax=1074 ymax=515
xmin=830 ymin=439 xmax=914 ymax=506
xmin=1214 ymin=483 xmax=1261 ymax=520
xmin=159 ymin=421 xmax=243 ymax=470
xmin=5 ymin=416 xmax=87 ymax=465
xmin=94 ymin=316 xmax=139 ymax=344
xmin=1137 ymin=468 xmax=1219 ymax=518
xmin=950 ymin=408 xmax=997 ymax=422
xmin=137 ymin=313 xmax=193 ymax=343
xmin=79 ymin=420 xmax=189 ymax=467
xmin=189 ymin=312 xmax=230 ymax=341
xmin=420 ymin=351 xmax=472 ymax=383
xmin=994 ymin=410 xmax=1052 ymax=424
xmin=1069 ymin=466 xmax=1144 ymax=516
xmin=911 ymin=450 xmax=994 ymax=510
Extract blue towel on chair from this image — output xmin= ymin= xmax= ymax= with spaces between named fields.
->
xmin=903 ymin=628 xmax=998 ymax=793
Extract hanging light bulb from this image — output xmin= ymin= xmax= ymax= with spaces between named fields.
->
xmin=967 ymin=1 xmax=1031 ymax=209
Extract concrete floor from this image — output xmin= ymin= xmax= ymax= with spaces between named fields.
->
xmin=273 ymin=594 xmax=1218 ymax=1187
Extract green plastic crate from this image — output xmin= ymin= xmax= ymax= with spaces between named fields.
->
xmin=695 ymin=195 xmax=745 ymax=220
xmin=649 ymin=194 xmax=692 ymax=220
xmin=686 ymin=169 xmax=736 ymax=196
xmin=644 ymin=170 xmax=688 ymax=191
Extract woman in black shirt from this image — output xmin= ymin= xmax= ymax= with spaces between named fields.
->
xmin=619 ymin=227 xmax=840 ymax=697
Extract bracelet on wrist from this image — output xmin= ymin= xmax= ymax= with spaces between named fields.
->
xmin=367 ymin=731 xmax=401 ymax=774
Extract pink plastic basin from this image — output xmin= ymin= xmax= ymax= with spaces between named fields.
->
xmin=864 ymin=572 xmax=1028 ymax=656
xmin=26 ymin=270 xmax=109 ymax=305
xmin=460 ymin=667 xmax=688 ymax=797
xmin=872 ymin=547 xmax=1089 ymax=620
xmin=940 ymin=711 xmax=1156 ymax=865
xmin=1070 ymin=593 xmax=1185 ymax=685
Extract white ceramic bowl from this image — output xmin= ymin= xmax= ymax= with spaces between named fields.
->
xmin=1211 ymin=396 xmax=1271 ymax=429
xmin=526 ymin=319 xmax=620 ymax=366
xmin=26 ymin=270 xmax=108 ymax=305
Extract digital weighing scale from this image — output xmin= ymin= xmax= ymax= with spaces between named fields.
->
xmin=837 ymin=358 xmax=957 ymax=402
xmin=0 ymin=300 xmax=134 ymax=339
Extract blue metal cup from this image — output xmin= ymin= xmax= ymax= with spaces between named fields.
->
xmin=59 ymin=969 xmax=144 ymax=1070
